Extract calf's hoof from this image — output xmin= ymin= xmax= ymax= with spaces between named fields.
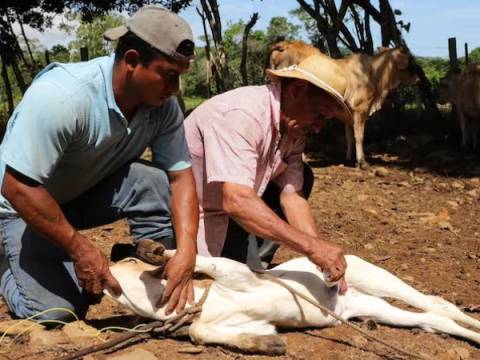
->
xmin=356 ymin=159 xmax=370 ymax=170
xmin=235 ymin=334 xmax=286 ymax=355
xmin=136 ymin=239 xmax=166 ymax=265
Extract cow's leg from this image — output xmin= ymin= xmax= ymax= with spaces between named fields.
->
xmin=457 ymin=108 xmax=469 ymax=149
xmin=342 ymin=291 xmax=480 ymax=345
xmin=353 ymin=113 xmax=369 ymax=169
xmin=470 ymin=119 xmax=479 ymax=150
xmin=344 ymin=123 xmax=355 ymax=164
xmin=164 ymin=250 xmax=264 ymax=290
xmin=189 ymin=321 xmax=285 ymax=355
xmin=345 ymin=255 xmax=480 ymax=330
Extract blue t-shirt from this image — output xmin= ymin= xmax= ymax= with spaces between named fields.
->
xmin=0 ymin=55 xmax=191 ymax=215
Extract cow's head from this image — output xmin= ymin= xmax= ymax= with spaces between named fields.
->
xmin=437 ymin=67 xmax=462 ymax=105
xmin=388 ymin=46 xmax=420 ymax=86
xmin=105 ymin=242 xmax=170 ymax=320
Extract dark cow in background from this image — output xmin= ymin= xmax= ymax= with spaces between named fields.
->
xmin=266 ymin=40 xmax=419 ymax=169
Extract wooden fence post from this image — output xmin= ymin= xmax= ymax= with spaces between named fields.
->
xmin=45 ymin=50 xmax=50 ymax=65
xmin=80 ymin=47 xmax=89 ymax=62
xmin=448 ymin=37 xmax=458 ymax=69
xmin=464 ymin=43 xmax=469 ymax=65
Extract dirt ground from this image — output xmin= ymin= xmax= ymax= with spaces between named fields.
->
xmin=0 ymin=133 xmax=479 ymax=360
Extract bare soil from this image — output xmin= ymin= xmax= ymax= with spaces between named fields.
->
xmin=1 ymin=133 xmax=479 ymax=360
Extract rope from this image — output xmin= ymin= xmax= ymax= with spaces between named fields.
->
xmin=253 ymin=270 xmax=432 ymax=360
xmin=59 ymin=285 xmax=211 ymax=360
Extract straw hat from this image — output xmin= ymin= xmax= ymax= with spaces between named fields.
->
xmin=266 ymin=54 xmax=352 ymax=120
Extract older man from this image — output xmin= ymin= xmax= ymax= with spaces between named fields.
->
xmin=185 ymin=55 xmax=351 ymax=288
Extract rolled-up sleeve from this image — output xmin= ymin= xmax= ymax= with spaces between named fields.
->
xmin=273 ymin=138 xmax=305 ymax=193
xmin=203 ymin=109 xmax=263 ymax=188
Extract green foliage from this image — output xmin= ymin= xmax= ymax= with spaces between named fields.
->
xmin=50 ymin=44 xmax=70 ymax=63
xmin=266 ymin=16 xmax=300 ymax=44
xmin=68 ymin=14 xmax=125 ymax=61
xmin=416 ymin=56 xmax=450 ymax=84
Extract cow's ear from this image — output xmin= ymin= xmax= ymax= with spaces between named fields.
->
xmin=378 ymin=46 xmax=390 ymax=53
xmin=393 ymin=49 xmax=410 ymax=69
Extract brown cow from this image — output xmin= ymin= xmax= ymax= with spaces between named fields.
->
xmin=438 ymin=63 xmax=480 ymax=150
xmin=266 ymin=41 xmax=419 ymax=169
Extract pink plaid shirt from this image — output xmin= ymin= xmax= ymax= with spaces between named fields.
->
xmin=185 ymin=84 xmax=305 ymax=256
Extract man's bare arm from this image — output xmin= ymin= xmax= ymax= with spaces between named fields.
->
xmin=160 ymin=167 xmax=198 ymax=314
xmin=1 ymin=166 xmax=121 ymax=295
xmin=222 ymin=182 xmax=346 ymax=281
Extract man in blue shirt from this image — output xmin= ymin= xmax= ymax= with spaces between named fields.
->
xmin=0 ymin=6 xmax=198 ymax=320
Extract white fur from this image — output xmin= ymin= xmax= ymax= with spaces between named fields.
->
xmin=105 ymin=252 xmax=480 ymax=354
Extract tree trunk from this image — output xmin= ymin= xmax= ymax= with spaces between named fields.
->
xmin=196 ymin=7 xmax=213 ymax=97
xmin=240 ymin=13 xmax=258 ymax=86
xmin=11 ymin=59 xmax=27 ymax=94
xmin=199 ymin=0 xmax=232 ymax=92
xmin=17 ymin=14 xmax=37 ymax=71
xmin=1 ymin=56 xmax=14 ymax=116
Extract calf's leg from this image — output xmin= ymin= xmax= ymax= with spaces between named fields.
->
xmin=344 ymin=123 xmax=355 ymax=163
xmin=345 ymin=255 xmax=480 ymax=330
xmin=189 ymin=321 xmax=285 ymax=355
xmin=342 ymin=291 xmax=480 ymax=345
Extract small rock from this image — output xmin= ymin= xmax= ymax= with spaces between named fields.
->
xmin=29 ymin=328 xmax=69 ymax=347
xmin=451 ymin=181 xmax=465 ymax=190
xmin=109 ymin=349 xmax=158 ymax=360
xmin=438 ymin=221 xmax=454 ymax=231
xmin=0 ymin=320 xmax=43 ymax=336
xmin=364 ymin=208 xmax=378 ymax=216
xmin=366 ymin=319 xmax=378 ymax=330
xmin=402 ymin=275 xmax=415 ymax=283
xmin=178 ymin=346 xmax=204 ymax=354
xmin=400 ymin=263 xmax=409 ymax=270
xmin=446 ymin=347 xmax=471 ymax=360
xmin=467 ymin=253 xmax=477 ymax=260
xmin=466 ymin=189 xmax=479 ymax=198
xmin=398 ymin=181 xmax=410 ymax=187
xmin=62 ymin=321 xmax=98 ymax=343
xmin=364 ymin=243 xmax=375 ymax=250
xmin=420 ymin=258 xmax=426 ymax=263
xmin=374 ymin=167 xmax=388 ymax=177
xmin=356 ymin=194 xmax=368 ymax=201
xmin=351 ymin=335 xmax=368 ymax=347
xmin=446 ymin=200 xmax=459 ymax=209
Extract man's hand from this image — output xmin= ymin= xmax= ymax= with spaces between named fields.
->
xmin=308 ymin=240 xmax=347 ymax=290
xmin=73 ymin=244 xmax=122 ymax=296
xmin=158 ymin=250 xmax=195 ymax=314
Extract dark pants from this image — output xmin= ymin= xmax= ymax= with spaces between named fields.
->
xmin=221 ymin=163 xmax=314 ymax=269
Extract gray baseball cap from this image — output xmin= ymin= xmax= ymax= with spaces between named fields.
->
xmin=103 ymin=5 xmax=195 ymax=61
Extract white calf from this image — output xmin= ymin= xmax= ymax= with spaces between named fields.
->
xmin=105 ymin=252 xmax=480 ymax=355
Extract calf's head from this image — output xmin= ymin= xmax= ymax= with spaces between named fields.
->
xmin=105 ymin=249 xmax=168 ymax=319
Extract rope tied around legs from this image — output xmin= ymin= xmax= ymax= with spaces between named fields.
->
xmin=60 ymin=285 xmax=211 ymax=360
xmin=252 ymin=269 xmax=432 ymax=360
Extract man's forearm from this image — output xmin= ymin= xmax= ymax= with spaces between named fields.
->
xmin=1 ymin=168 xmax=92 ymax=260
xmin=280 ymin=191 xmax=318 ymax=239
xmin=223 ymin=183 xmax=316 ymax=256
xmin=168 ymin=168 xmax=199 ymax=255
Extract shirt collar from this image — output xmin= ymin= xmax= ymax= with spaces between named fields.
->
xmin=269 ymin=82 xmax=282 ymax=134
xmin=99 ymin=55 xmax=125 ymax=118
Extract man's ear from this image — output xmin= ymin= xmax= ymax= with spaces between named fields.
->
xmin=288 ymin=79 xmax=309 ymax=96
xmin=124 ymin=49 xmax=141 ymax=72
